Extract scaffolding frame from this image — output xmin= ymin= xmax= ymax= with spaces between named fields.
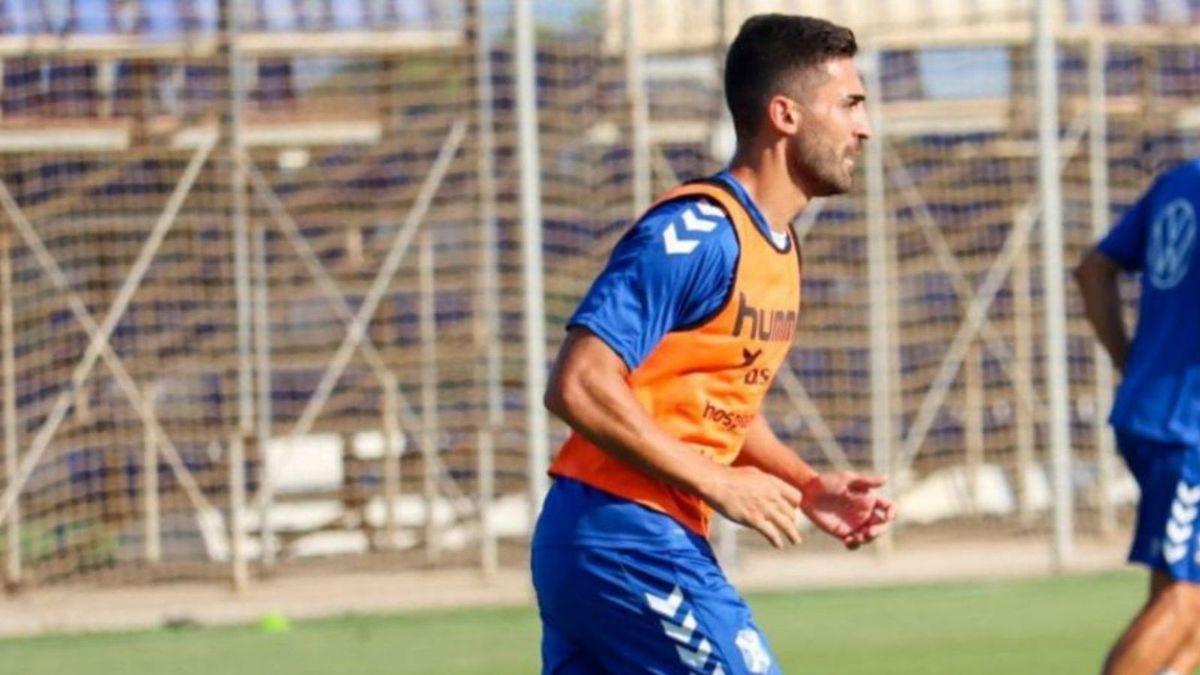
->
xmin=0 ymin=0 xmax=1195 ymax=590
xmin=0 ymin=9 xmax=498 ymax=589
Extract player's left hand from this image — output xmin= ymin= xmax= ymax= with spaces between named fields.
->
xmin=799 ymin=472 xmax=896 ymax=550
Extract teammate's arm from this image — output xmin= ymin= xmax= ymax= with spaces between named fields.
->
xmin=1074 ymin=247 xmax=1130 ymax=373
xmin=736 ymin=415 xmax=895 ymax=548
xmin=545 ymin=327 xmax=805 ymax=548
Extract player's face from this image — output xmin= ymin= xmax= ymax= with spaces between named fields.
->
xmin=786 ymin=58 xmax=871 ymax=196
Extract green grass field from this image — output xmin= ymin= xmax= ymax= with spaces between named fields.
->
xmin=0 ymin=571 xmax=1144 ymax=674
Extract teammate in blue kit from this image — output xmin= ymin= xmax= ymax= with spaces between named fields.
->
xmin=1076 ymin=158 xmax=1200 ymax=675
xmin=532 ymin=14 xmax=895 ymax=675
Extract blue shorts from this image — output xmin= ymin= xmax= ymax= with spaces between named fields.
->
xmin=1119 ymin=431 xmax=1200 ymax=581
xmin=532 ymin=479 xmax=781 ymax=675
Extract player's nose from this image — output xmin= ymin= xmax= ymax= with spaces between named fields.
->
xmin=857 ymin=115 xmax=873 ymax=141
xmin=853 ymin=103 xmax=873 ymax=141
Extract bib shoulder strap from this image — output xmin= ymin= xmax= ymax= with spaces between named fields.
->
xmin=649 ymin=179 xmax=754 ymax=233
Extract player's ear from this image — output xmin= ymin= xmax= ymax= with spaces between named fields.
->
xmin=766 ymin=94 xmax=802 ymax=136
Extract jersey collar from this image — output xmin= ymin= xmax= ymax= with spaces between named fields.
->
xmin=713 ymin=169 xmax=792 ymax=253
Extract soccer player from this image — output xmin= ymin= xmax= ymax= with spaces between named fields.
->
xmin=1075 ymin=157 xmax=1199 ymax=675
xmin=531 ymin=14 xmax=896 ymax=674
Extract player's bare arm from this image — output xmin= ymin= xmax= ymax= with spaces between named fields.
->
xmin=545 ymin=327 xmax=805 ymax=548
xmin=735 ymin=415 xmax=895 ymax=549
xmin=1074 ymin=247 xmax=1130 ymax=372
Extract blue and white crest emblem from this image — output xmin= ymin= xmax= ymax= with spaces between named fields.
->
xmin=1147 ymin=198 xmax=1196 ymax=290
xmin=735 ymin=628 xmax=772 ymax=674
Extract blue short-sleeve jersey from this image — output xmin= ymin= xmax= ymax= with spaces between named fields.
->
xmin=568 ymin=170 xmax=788 ymax=370
xmin=1099 ymin=158 xmax=1200 ymax=446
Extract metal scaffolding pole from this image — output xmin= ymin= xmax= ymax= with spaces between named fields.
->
xmin=864 ymin=47 xmax=895 ymax=553
xmin=381 ymin=374 xmax=402 ymax=547
xmin=221 ymin=0 xmax=251 ymax=590
xmin=1 ymin=229 xmax=19 ymax=586
xmin=143 ymin=383 xmax=161 ymax=564
xmin=515 ymin=0 xmax=549 ymax=519
xmin=626 ymin=0 xmax=651 ymax=215
xmin=965 ymin=343 xmax=984 ymax=515
xmin=1012 ymin=221 xmax=1038 ymax=525
xmin=253 ymin=220 xmax=274 ymax=564
xmin=1035 ymin=2 xmax=1075 ymax=568
xmin=471 ymin=0 xmax=501 ymax=578
xmin=419 ymin=232 xmax=440 ymax=562
xmin=1087 ymin=0 xmax=1118 ymax=539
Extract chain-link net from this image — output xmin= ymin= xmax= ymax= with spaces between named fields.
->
xmin=0 ymin=0 xmax=1198 ymax=587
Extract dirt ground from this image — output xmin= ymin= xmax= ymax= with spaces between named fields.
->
xmin=0 ymin=535 xmax=1131 ymax=638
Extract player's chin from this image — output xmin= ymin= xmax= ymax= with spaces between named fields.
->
xmin=813 ymin=175 xmax=852 ymax=198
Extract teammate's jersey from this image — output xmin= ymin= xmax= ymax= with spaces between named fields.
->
xmin=548 ymin=172 xmax=802 ymax=537
xmin=1099 ymin=158 xmax=1200 ymax=446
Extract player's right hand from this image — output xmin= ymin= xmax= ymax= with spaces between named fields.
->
xmin=705 ymin=465 xmax=803 ymax=549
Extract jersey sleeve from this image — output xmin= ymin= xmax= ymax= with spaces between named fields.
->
xmin=568 ymin=198 xmax=739 ymax=370
xmin=1099 ymin=180 xmax=1157 ymax=271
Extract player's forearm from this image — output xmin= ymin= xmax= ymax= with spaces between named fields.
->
xmin=545 ymin=339 xmax=726 ymax=499
xmin=1074 ymin=249 xmax=1130 ymax=372
xmin=1086 ymin=295 xmax=1129 ymax=372
xmin=734 ymin=415 xmax=818 ymax=491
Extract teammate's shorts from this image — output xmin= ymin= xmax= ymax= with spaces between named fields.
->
xmin=532 ymin=479 xmax=781 ymax=675
xmin=1118 ymin=431 xmax=1200 ymax=581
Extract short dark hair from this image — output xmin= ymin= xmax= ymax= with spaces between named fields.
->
xmin=724 ymin=14 xmax=858 ymax=141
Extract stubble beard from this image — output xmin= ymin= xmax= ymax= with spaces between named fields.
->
xmin=794 ymin=134 xmax=852 ymax=197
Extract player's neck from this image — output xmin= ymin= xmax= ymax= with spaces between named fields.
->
xmin=727 ymin=146 xmax=811 ymax=234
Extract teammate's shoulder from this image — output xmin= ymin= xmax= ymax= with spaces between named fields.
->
xmin=1160 ymin=158 xmax=1200 ymax=185
xmin=1140 ymin=162 xmax=1199 ymax=206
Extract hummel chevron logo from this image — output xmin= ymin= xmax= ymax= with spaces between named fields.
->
xmin=660 ymin=611 xmax=697 ymax=643
xmin=645 ymin=585 xmax=724 ymax=673
xmin=1167 ymin=518 xmax=1193 ymax=544
xmin=676 ymin=639 xmax=713 ymax=669
xmin=661 ymin=204 xmax=725 ymax=255
xmin=663 ymin=224 xmax=700 ymax=255
xmin=645 ymin=586 xmax=684 ymax=617
xmin=682 ymin=209 xmax=718 ymax=233
xmin=1166 ymin=541 xmax=1188 ymax=564
xmin=1164 ymin=480 xmax=1200 ymax=566
xmin=1178 ymin=482 xmax=1200 ymax=505
xmin=1173 ymin=500 xmax=1198 ymax=523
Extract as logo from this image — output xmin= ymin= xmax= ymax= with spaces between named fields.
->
xmin=738 ymin=348 xmax=771 ymax=385
xmin=738 ymin=348 xmax=762 ymax=368
xmin=1147 ymin=198 xmax=1196 ymax=290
